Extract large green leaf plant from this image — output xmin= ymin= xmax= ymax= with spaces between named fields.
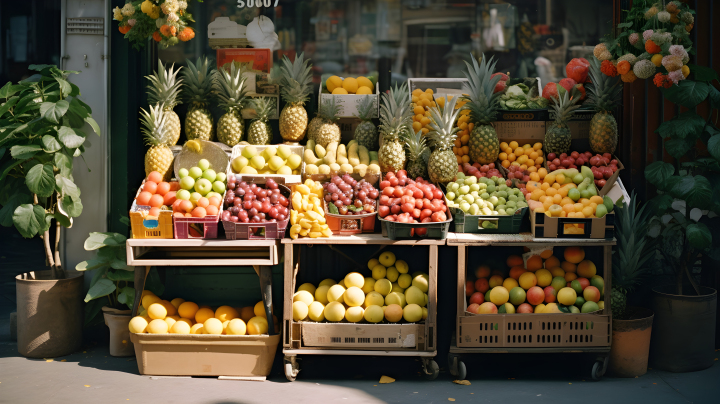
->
xmin=0 ymin=65 xmax=100 ymax=279
xmin=644 ymin=67 xmax=720 ymax=295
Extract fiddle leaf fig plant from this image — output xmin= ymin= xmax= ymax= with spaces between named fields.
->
xmin=645 ymin=73 xmax=720 ymax=295
xmin=0 ymin=65 xmax=99 ymax=279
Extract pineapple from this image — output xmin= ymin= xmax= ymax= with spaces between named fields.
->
xmin=146 ymin=60 xmax=183 ymax=145
xmin=587 ymin=57 xmax=623 ymax=154
xmin=140 ymin=104 xmax=175 ymax=181
xmin=544 ymin=88 xmax=581 ymax=155
xmin=308 ymin=96 xmax=341 ymax=148
xmin=462 ymin=54 xmax=502 ymax=164
xmin=426 ymin=96 xmax=462 ymax=183
xmin=354 ymin=95 xmax=378 ymax=151
xmin=611 ymin=288 xmax=627 ymax=319
xmin=378 ymin=84 xmax=412 ymax=173
xmin=182 ymin=56 xmax=216 ymax=141
xmin=404 ymin=128 xmax=429 ymax=180
xmin=215 ymin=62 xmax=248 ymax=146
xmin=278 ymin=53 xmax=313 ymax=142
xmin=247 ymin=97 xmax=275 ymax=145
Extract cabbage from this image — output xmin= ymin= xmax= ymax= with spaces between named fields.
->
xmin=505 ymin=85 xmax=527 ymax=99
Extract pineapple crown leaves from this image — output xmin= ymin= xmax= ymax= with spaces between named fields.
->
xmin=249 ymin=97 xmax=275 ymax=122
xmin=402 ymin=128 xmax=429 ymax=161
xmin=278 ymin=52 xmax=313 ymax=105
xmin=612 ymin=192 xmax=656 ymax=293
xmin=139 ymin=103 xmax=169 ymax=147
xmin=551 ymin=86 xmax=583 ymax=125
xmin=317 ymin=96 xmax=340 ymax=121
xmin=355 ymin=95 xmax=377 ymax=121
xmin=587 ymin=57 xmax=623 ymax=113
xmin=461 ymin=53 xmax=502 ymax=124
xmin=379 ymin=83 xmax=413 ymax=140
xmin=427 ymin=96 xmax=462 ymax=151
xmin=182 ymin=56 xmax=217 ymax=106
xmin=146 ymin=59 xmax=183 ymax=108
xmin=214 ymin=61 xmax=248 ymax=111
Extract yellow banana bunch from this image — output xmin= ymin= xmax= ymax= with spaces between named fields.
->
xmin=289 ymin=179 xmax=332 ymax=239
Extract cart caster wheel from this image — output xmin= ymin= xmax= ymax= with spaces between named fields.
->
xmin=284 ymin=357 xmax=300 ymax=382
xmin=591 ymin=361 xmax=604 ymax=381
xmin=422 ymin=359 xmax=439 ymax=380
xmin=456 ymin=360 xmax=467 ymax=380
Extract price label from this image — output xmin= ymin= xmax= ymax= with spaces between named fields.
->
xmin=237 ymin=0 xmax=279 ymax=7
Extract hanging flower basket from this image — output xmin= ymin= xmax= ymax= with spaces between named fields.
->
xmin=113 ymin=0 xmax=201 ymax=50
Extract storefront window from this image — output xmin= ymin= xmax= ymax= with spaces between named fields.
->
xmin=160 ymin=0 xmax=612 ymax=88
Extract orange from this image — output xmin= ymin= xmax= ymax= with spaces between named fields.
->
xmin=506 ymin=255 xmax=524 ymax=267
xmin=540 ymin=249 xmax=554 ymax=259
xmin=195 ymin=307 xmax=215 ymax=324
xmin=561 ymin=261 xmax=577 ymax=273
xmin=178 ymin=301 xmax=199 ymax=319
xmin=526 ymin=255 xmax=543 ymax=271
xmin=544 ymin=255 xmax=560 ymax=269
xmin=564 ymin=247 xmax=585 ymax=264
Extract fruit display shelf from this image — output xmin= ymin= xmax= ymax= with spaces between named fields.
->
xmin=126 ymin=238 xmax=281 ymax=379
xmin=280 ymin=234 xmax=442 ymax=381
xmin=445 ymin=232 xmax=615 ymax=381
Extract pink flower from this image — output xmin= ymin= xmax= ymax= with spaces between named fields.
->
xmin=128 ymin=18 xmax=136 ymax=27
xmin=669 ymin=45 xmax=687 ymax=58
xmin=643 ymin=29 xmax=654 ymax=42
xmin=668 ymin=70 xmax=684 ymax=85
xmin=629 ymin=33 xmax=639 ymax=46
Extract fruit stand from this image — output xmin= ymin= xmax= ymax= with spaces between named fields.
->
xmin=281 ymin=234 xmax=441 ymax=381
xmin=446 ymin=233 xmax=614 ymax=380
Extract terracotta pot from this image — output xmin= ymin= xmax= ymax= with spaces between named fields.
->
xmin=650 ymin=285 xmax=717 ymax=372
xmin=102 ymin=306 xmax=134 ymax=357
xmin=608 ymin=307 xmax=653 ymax=377
xmin=16 ymin=270 xmax=84 ymax=358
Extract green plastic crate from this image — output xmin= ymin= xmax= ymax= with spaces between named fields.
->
xmin=451 ymin=206 xmax=527 ymax=234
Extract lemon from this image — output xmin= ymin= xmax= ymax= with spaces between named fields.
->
xmin=163 ymin=317 xmax=177 ymax=329
xmin=170 ymin=298 xmax=185 ymax=309
xmin=344 ymin=272 xmax=365 ymax=289
xmin=326 ymin=75 xmax=342 ymax=92
xmin=248 ymin=316 xmax=268 ymax=335
xmin=342 ymin=77 xmax=359 ymax=94
xmin=404 ymin=286 xmax=425 ymax=306
xmin=147 ymin=319 xmax=169 ymax=334
xmin=308 ymin=301 xmax=326 ymax=321
xmin=364 ymin=305 xmax=384 ymax=323
xmin=190 ymin=323 xmax=205 ymax=334
xmin=386 ymin=266 xmax=399 ymax=282
xmin=362 ymin=277 xmax=376 ymax=294
xmin=379 ymin=251 xmax=396 ymax=267
xmin=356 ymin=86 xmax=373 ymax=95
xmin=292 ymin=301 xmax=309 ymax=321
xmin=371 ymin=264 xmax=387 ymax=280
xmin=293 ymin=290 xmax=314 ymax=306
xmin=315 ymin=285 xmax=331 ymax=304
xmin=332 ymin=88 xmax=349 ymax=95
xmin=128 ymin=316 xmax=148 ymax=333
xmin=367 ymin=258 xmax=380 ymax=270
xmin=395 ymin=260 xmax=409 ymax=274
xmin=398 ymin=273 xmax=412 ymax=289
xmin=412 ymin=274 xmax=429 ymax=293
xmin=142 ymin=294 xmax=161 ymax=310
xmin=651 ymin=54 xmax=663 ymax=67
xmin=215 ymin=306 xmax=239 ymax=322
xmin=324 ymin=301 xmax=345 ymax=322
xmin=345 ymin=306 xmax=364 ymax=323
xmin=344 ymin=286 xmax=365 ymax=307
xmin=357 ymin=76 xmax=373 ymax=89
xmin=141 ymin=290 xmax=156 ymax=299
xmin=364 ymin=291 xmax=385 ymax=308
xmin=170 ymin=321 xmax=191 ymax=334
xmin=374 ymin=279 xmax=392 ymax=296
xmin=490 ymin=286 xmax=510 ymax=305
xmin=319 ymin=278 xmax=336 ymax=287
xmin=327 ymin=284 xmax=346 ymax=303
xmin=385 ymin=292 xmax=406 ymax=308
xmin=147 ymin=303 xmax=167 ymax=320
xmin=195 ymin=307 xmax=215 ymax=324
xmin=254 ymin=300 xmax=269 ymax=318
xmin=403 ymin=304 xmax=423 ymax=322
xmin=298 ymin=283 xmax=316 ymax=296
xmin=226 ymin=318 xmax=247 ymax=335
xmin=178 ymin=301 xmax=199 ymax=319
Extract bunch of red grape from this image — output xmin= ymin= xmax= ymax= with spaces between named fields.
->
xmin=221 ymin=177 xmax=290 ymax=224
xmin=589 ymin=153 xmax=619 ymax=188
xmin=378 ymin=171 xmax=448 ymax=226
xmin=459 ymin=162 xmax=503 ymax=179
xmin=505 ymin=165 xmax=530 ymax=183
xmin=547 ymin=151 xmax=589 ymax=171
xmin=323 ymin=174 xmax=379 ymax=215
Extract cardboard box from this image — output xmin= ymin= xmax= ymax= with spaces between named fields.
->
xmin=407 ymin=78 xmax=470 ymax=102
xmin=130 ymin=333 xmax=279 ymax=377
xmin=495 ymin=121 xmax=546 ymax=143
xmin=530 ymin=210 xmax=615 ymax=239
xmin=217 ymin=48 xmax=272 ymax=73
xmin=318 ymin=83 xmax=379 ymax=119
xmin=496 ymin=109 xmax=550 ymax=122
xmin=208 ymin=17 xmax=249 ymax=49
xmin=129 ymin=181 xmax=174 ymax=239
xmin=300 ymin=322 xmax=425 ymax=349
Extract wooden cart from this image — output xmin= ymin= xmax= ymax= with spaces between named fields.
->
xmin=446 ymin=232 xmax=615 ymax=381
xmin=281 ymin=234 xmax=442 ymax=381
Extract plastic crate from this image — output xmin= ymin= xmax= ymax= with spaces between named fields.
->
xmin=221 ymin=179 xmax=291 ymax=240
xmin=173 ymin=215 xmax=222 ymax=239
xmin=230 ymin=144 xmax=304 ymax=185
xmin=129 ymin=180 xmax=173 ymax=239
xmin=451 ymin=207 xmax=527 ymax=234
xmin=324 ymin=199 xmax=377 ymax=235
xmin=379 ymin=209 xmax=452 ymax=240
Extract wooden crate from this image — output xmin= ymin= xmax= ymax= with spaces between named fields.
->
xmin=448 ymin=233 xmax=614 ymax=349
xmin=126 ymin=239 xmax=279 ymax=267
xmin=281 ymin=235 xmax=442 ymax=354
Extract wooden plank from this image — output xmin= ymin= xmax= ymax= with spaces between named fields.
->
xmin=456 ymin=245 xmax=465 ymax=348
xmin=281 ymin=233 xmax=446 ymax=245
xmin=448 ymin=346 xmax=610 ymax=354
xmin=128 ymin=258 xmax=276 ymax=267
xmin=282 ymin=348 xmax=436 ymax=357
xmin=127 ymin=239 xmax=279 ymax=247
xmin=446 ymin=232 xmax=616 ymax=246
xmin=427 ymin=245 xmax=438 ymax=351
xmin=283 ymin=243 xmax=294 ymax=349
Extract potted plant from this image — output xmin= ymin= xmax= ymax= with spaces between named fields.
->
xmin=608 ymin=194 xmax=655 ymax=377
xmin=644 ymin=69 xmax=719 ymax=372
xmin=0 ymin=65 xmax=97 ymax=358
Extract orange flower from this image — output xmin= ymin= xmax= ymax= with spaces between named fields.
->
xmin=653 ymin=73 xmax=669 ymax=88
xmin=119 ymin=25 xmax=131 ymax=34
xmin=160 ymin=24 xmax=177 ymax=37
xmin=178 ymin=27 xmax=195 ymax=42
xmin=616 ymin=60 xmax=631 ymax=75
xmin=600 ymin=60 xmax=618 ymax=77
xmin=153 ymin=31 xmax=162 ymax=42
xmin=621 ymin=70 xmax=637 ymax=83
xmin=645 ymin=40 xmax=661 ymax=54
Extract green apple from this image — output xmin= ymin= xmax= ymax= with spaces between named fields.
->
xmin=180 ymin=176 xmax=195 ymax=190
xmin=188 ymin=166 xmax=203 ymax=179
xmin=178 ymin=168 xmax=189 ymax=178
xmin=202 ymin=169 xmax=216 ymax=182
xmin=189 ymin=192 xmax=202 ymax=204
xmin=195 ymin=178 xmax=213 ymax=195
xmin=241 ymin=145 xmax=258 ymax=159
xmin=212 ymin=181 xmax=226 ymax=194
xmin=198 ymin=159 xmax=210 ymax=171
xmin=215 ymin=172 xmax=226 ymax=183
xmin=176 ymin=189 xmax=191 ymax=200
xmin=232 ymin=156 xmax=249 ymax=173
xmin=277 ymin=145 xmax=292 ymax=159
xmin=206 ymin=192 xmax=222 ymax=200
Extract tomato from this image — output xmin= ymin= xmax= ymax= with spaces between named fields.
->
xmin=421 ymin=217 xmax=432 ymax=223
xmin=423 ymin=198 xmax=433 ymax=210
xmin=414 ymin=198 xmax=424 ymax=209
xmin=412 ymin=188 xmax=424 ymax=199
xmin=442 ymin=204 xmax=447 ymax=213
xmin=398 ymin=178 xmax=406 ymax=186
xmin=392 ymin=197 xmax=401 ymax=206
xmin=378 ymin=205 xmax=390 ymax=217
xmin=566 ymin=57 xmax=590 ymax=84
xmin=432 ymin=189 xmax=443 ymax=200
xmin=389 ymin=176 xmax=399 ymax=186
xmin=401 ymin=203 xmax=414 ymax=213
xmin=403 ymin=189 xmax=412 ymax=197
xmin=380 ymin=195 xmax=391 ymax=206
xmin=411 ymin=208 xmax=421 ymax=219
xmin=391 ymin=205 xmax=401 ymax=214
xmin=393 ymin=186 xmax=404 ymax=198
xmin=397 ymin=170 xmax=407 ymax=179
xmin=420 ymin=209 xmax=433 ymax=220
xmin=422 ymin=186 xmax=433 ymax=199
xmin=382 ymin=187 xmax=394 ymax=197
xmin=379 ymin=180 xmax=391 ymax=190
xmin=384 ymin=215 xmax=396 ymax=222
xmin=431 ymin=211 xmax=447 ymax=222
xmin=431 ymin=199 xmax=444 ymax=212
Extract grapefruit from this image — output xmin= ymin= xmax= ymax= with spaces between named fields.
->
xmin=315 ymin=285 xmax=331 ymax=304
xmin=128 ymin=316 xmax=148 ymax=333
xmin=544 ymin=286 xmax=557 ymax=303
xmin=319 ymin=278 xmax=336 ymax=287
xmin=226 ymin=318 xmax=247 ymax=335
xmin=467 ymin=303 xmax=480 ymax=314
xmin=292 ymin=301 xmax=309 ymax=321
xmin=469 ymin=292 xmax=485 ymax=305
xmin=475 ymin=278 xmax=490 ymax=293
xmin=170 ymin=321 xmax=191 ymax=334
xmin=561 ymin=261 xmax=577 ymax=273
xmin=398 ymin=274 xmax=412 ymax=289
xmin=503 ymin=278 xmax=519 ymax=291
xmin=549 ymin=267 xmax=565 ymax=278
xmin=378 ymin=251 xmax=396 ymax=267
xmin=364 ymin=291 xmax=385 ymax=308
xmin=364 ymin=305 xmax=384 ymax=323
xmin=475 ymin=265 xmax=491 ymax=278
xmin=526 ymin=286 xmax=544 ymax=305
xmin=506 ymin=255 xmax=524 ymax=267
xmin=498 ymin=303 xmax=515 ymax=314
xmin=517 ymin=303 xmax=533 ymax=313
xmin=412 ymin=274 xmax=429 ymax=293
xmin=203 ymin=318 xmax=223 ymax=335
xmin=324 ymin=301 xmax=345 ymax=322
xmin=385 ymin=304 xmax=403 ymax=322
xmin=195 ymin=307 xmax=214 ymax=324
xmin=490 ymin=286 xmax=509 ymax=305
xmin=577 ymin=260 xmax=597 ymax=278
xmin=385 ymin=292 xmax=406 ymax=307
xmin=344 ymin=286 xmax=365 ymax=307
xmin=526 ymin=255 xmax=543 ymax=271
xmin=403 ymin=304 xmax=423 ymax=322
xmin=248 ymin=316 xmax=268 ymax=334
xmin=345 ymin=272 xmax=365 ymax=288
xmin=345 ymin=306 xmax=364 ymax=323
xmin=190 ymin=323 xmax=205 ymax=334
xmin=488 ymin=275 xmax=504 ymax=288
xmin=215 ymin=306 xmax=239 ymax=322
xmin=535 ymin=269 xmax=552 ymax=287
xmin=509 ymin=266 xmax=526 ymax=280
xmin=298 ymin=283 xmax=317 ymax=295
xmin=581 ymin=301 xmax=600 ymax=313
xmin=477 ymin=302 xmax=498 ymax=314
xmin=147 ymin=319 xmax=169 ymax=334
xmin=362 ymin=277 xmax=376 ymax=294
xmin=557 ymin=287 xmax=577 ymax=306
xmin=544 ymin=303 xmax=562 ymax=313
xmin=327 ymin=284 xmax=346 ymax=303
xmin=590 ymin=275 xmax=605 ymax=294
xmin=375 ymin=279 xmax=392 ymax=296
xmin=583 ymin=286 xmax=601 ymax=303
xmin=519 ymin=272 xmax=537 ymax=290
xmin=550 ymin=276 xmax=566 ymax=291
xmin=386 ymin=267 xmax=399 ymax=282
xmin=308 ymin=301 xmax=325 ymax=321
xmin=544 ymin=255 xmax=560 ymax=269
xmin=148 ymin=303 xmax=167 ymax=320
xmin=404 ymin=286 xmax=425 ymax=306
xmin=395 ymin=260 xmax=409 ymax=274
xmin=367 ymin=258 xmax=380 ymax=270
xmin=564 ymin=246 xmax=585 ymax=264
xmin=534 ymin=304 xmax=546 ymax=313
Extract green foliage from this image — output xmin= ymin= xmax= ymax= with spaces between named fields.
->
xmin=645 ymin=72 xmax=720 ymax=294
xmin=0 ymin=65 xmax=98 ymax=242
